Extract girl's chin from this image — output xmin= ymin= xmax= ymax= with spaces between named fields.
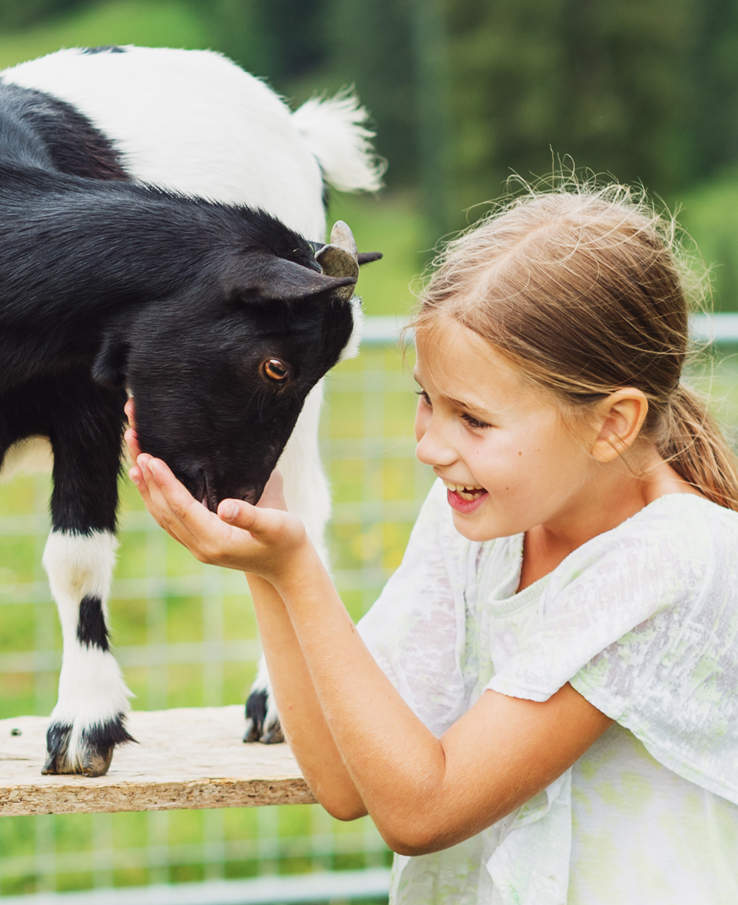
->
xmin=446 ymin=488 xmax=489 ymax=514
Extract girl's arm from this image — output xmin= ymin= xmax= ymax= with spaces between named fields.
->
xmin=131 ymin=453 xmax=612 ymax=855
xmin=257 ymin=539 xmax=612 ymax=855
xmin=247 ymin=573 xmax=367 ymax=819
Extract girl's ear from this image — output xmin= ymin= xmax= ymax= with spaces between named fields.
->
xmin=590 ymin=388 xmax=649 ymax=462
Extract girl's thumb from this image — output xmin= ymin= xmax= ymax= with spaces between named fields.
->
xmin=218 ymin=499 xmax=255 ymax=527
xmin=218 ymin=498 xmax=287 ymax=540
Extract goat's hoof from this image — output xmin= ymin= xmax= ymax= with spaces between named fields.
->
xmin=41 ymin=715 xmax=135 ymax=776
xmin=243 ymin=690 xmax=284 ymax=744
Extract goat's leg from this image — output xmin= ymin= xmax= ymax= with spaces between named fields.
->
xmin=41 ymin=375 xmax=133 ymax=776
xmin=244 ymin=383 xmax=328 ymax=744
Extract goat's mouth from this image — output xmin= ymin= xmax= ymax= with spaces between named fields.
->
xmin=200 ymin=470 xmax=219 ymax=513
xmin=192 ymin=468 xmax=262 ymax=512
xmin=186 ymin=468 xmax=218 ymax=513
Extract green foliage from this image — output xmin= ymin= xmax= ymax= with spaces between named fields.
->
xmin=442 ymin=0 xmax=699 ymax=215
xmin=680 ymin=165 xmax=738 ymax=312
xmin=0 ymin=0 xmax=89 ymax=30
xmin=327 ymin=191 xmax=427 ymax=318
xmin=0 ymin=0 xmax=215 ymax=69
xmin=3 ymin=0 xmax=738 ymax=300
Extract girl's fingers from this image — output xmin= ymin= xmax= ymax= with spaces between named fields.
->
xmin=135 ymin=457 xmax=260 ymax=565
xmin=124 ymin=427 xmax=142 ymax=461
xmin=131 ymin=454 xmax=305 ymax=573
xmin=140 ymin=456 xmax=209 ymax=531
xmin=218 ymin=498 xmax=257 ymax=528
xmin=124 ymin=397 xmax=137 ymax=430
xmin=218 ymin=495 xmax=296 ymax=543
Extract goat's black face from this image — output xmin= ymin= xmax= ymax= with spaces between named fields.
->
xmin=112 ymin=263 xmax=356 ymax=509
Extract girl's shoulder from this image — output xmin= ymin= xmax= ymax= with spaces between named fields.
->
xmin=552 ymin=492 xmax=737 ymax=595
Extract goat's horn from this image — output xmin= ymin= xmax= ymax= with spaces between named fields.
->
xmin=315 ymin=220 xmax=359 ymax=300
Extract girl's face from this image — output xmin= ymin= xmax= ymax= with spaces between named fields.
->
xmin=413 ymin=317 xmax=601 ymax=543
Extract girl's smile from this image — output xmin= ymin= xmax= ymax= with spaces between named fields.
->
xmin=444 ymin=483 xmax=489 ymax=512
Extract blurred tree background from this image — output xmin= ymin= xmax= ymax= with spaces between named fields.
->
xmin=0 ymin=0 xmax=737 ymax=307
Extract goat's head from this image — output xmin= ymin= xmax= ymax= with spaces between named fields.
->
xmin=94 ymin=219 xmax=374 ymax=509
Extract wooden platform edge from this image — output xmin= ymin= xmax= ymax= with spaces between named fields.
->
xmin=0 ymin=706 xmax=316 ymax=817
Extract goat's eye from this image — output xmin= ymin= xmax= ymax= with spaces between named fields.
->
xmin=260 ymin=358 xmax=290 ymax=383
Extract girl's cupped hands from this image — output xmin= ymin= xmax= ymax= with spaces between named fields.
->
xmin=123 ymin=398 xmax=308 ymax=580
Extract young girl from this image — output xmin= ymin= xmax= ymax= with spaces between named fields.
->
xmin=127 ymin=183 xmax=738 ymax=904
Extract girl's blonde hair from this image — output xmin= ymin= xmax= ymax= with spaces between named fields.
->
xmin=414 ymin=180 xmax=738 ymax=510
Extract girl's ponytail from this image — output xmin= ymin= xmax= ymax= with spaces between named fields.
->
xmin=661 ymin=384 xmax=738 ymax=511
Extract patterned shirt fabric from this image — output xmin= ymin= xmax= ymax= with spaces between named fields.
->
xmin=358 ymin=479 xmax=738 ymax=904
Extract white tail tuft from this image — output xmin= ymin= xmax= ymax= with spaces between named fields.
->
xmin=293 ymin=90 xmax=386 ymax=194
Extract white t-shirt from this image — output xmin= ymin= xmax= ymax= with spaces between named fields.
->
xmin=358 ymin=480 xmax=738 ymax=905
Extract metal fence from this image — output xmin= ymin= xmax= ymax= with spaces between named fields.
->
xmin=1 ymin=315 xmax=737 ymax=904
xmin=0 ymin=321 xmax=432 ymax=904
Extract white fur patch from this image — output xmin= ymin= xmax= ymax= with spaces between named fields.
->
xmin=0 ymin=436 xmax=53 ymax=482
xmin=339 ymin=296 xmax=364 ymax=362
xmin=42 ymin=530 xmax=131 ymax=765
xmin=277 ymin=383 xmax=330 ymax=564
xmin=4 ymin=47 xmax=326 ymax=238
xmin=50 ymin=644 xmax=132 ymax=728
xmin=42 ymin=529 xmax=117 ymax=637
xmin=293 ymin=92 xmax=385 ymax=193
xmin=4 ymin=47 xmax=382 ymax=241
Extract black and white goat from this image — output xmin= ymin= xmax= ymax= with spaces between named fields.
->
xmin=0 ymin=46 xmax=382 ymax=775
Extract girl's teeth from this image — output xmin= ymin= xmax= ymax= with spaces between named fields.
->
xmin=446 ymin=482 xmax=485 ymax=500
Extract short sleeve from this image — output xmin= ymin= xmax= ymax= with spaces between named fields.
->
xmin=358 ymin=480 xmax=472 ymax=736
xmin=487 ymin=497 xmax=738 ymax=804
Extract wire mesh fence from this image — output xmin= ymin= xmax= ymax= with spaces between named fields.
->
xmin=1 ymin=318 xmax=737 ymax=902
xmin=0 ymin=332 xmax=430 ymax=902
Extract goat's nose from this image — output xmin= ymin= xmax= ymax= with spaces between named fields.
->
xmin=240 ymin=486 xmax=261 ymax=506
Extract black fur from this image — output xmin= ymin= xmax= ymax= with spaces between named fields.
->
xmin=244 ymin=689 xmax=284 ymax=744
xmin=244 ymin=689 xmax=268 ymax=742
xmin=0 ymin=80 xmax=128 ymax=180
xmin=0 ymin=81 xmax=356 ymax=516
xmin=77 ymin=595 xmax=109 ymax=651
xmin=0 ymin=70 xmax=359 ymax=774
xmin=81 ymin=46 xmax=126 ymax=55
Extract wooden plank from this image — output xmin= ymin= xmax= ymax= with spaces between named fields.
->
xmin=0 ymin=706 xmax=315 ymax=817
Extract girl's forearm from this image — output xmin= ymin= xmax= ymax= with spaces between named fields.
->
xmin=272 ymin=545 xmax=449 ymax=848
xmin=246 ymin=574 xmax=367 ymax=820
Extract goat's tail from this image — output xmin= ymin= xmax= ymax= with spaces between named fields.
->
xmin=293 ymin=91 xmax=386 ymax=193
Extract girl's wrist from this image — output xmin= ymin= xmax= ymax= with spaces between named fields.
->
xmin=268 ymin=538 xmax=324 ymax=601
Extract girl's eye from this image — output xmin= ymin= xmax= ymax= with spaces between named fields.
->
xmin=415 ymin=389 xmax=431 ymax=407
xmin=461 ymin=412 xmax=491 ymax=430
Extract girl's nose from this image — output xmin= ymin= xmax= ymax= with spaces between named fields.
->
xmin=415 ymin=419 xmax=457 ymax=468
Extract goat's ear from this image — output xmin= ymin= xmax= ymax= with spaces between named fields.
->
xmin=92 ymin=334 xmax=130 ymax=388
xmin=242 ymin=257 xmax=356 ymax=303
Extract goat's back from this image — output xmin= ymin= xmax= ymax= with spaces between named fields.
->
xmin=3 ymin=47 xmax=327 ymax=236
